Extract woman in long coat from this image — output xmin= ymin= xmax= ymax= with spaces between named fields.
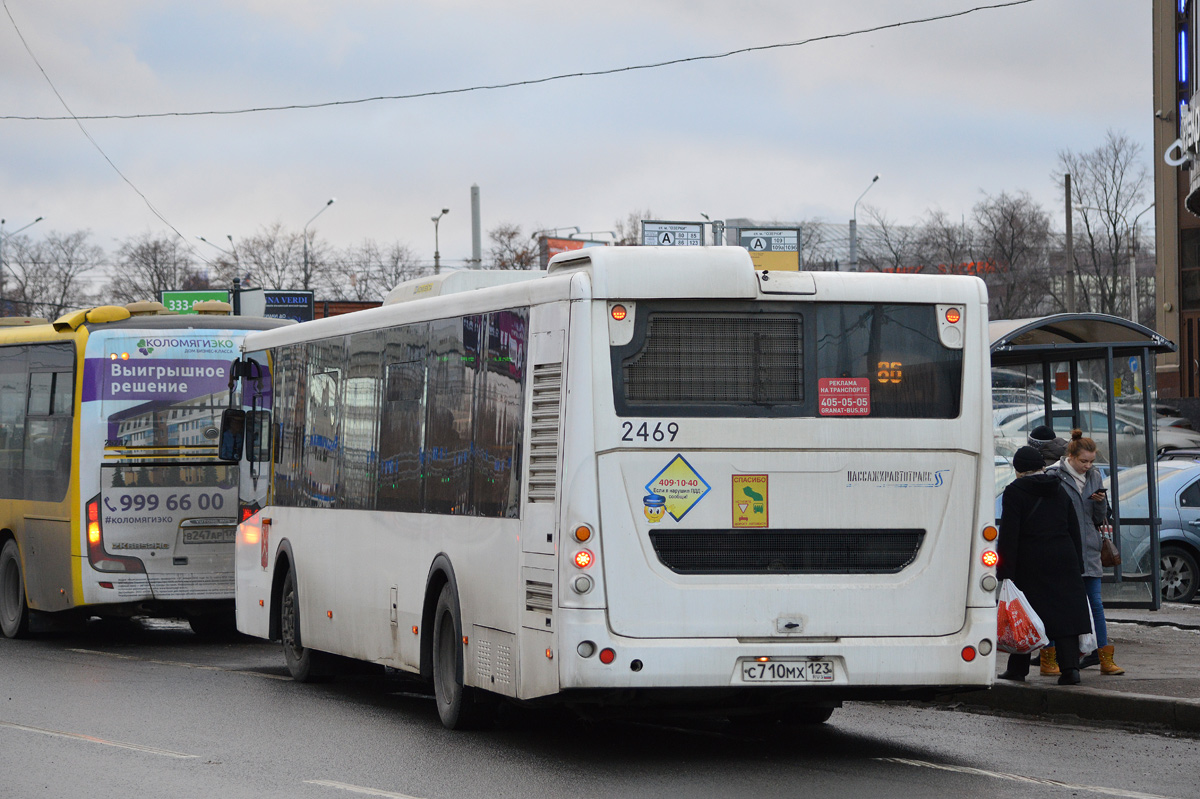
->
xmin=997 ymin=446 xmax=1093 ymax=684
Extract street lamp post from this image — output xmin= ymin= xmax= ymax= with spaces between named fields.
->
xmin=849 ymin=175 xmax=880 ymax=272
xmin=1128 ymin=203 xmax=1154 ymax=325
xmin=432 ymin=208 xmax=449 ymax=275
xmin=0 ymin=216 xmax=44 ymax=311
xmin=303 ymin=198 xmax=337 ymax=287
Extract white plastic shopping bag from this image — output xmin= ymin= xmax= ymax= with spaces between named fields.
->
xmin=996 ymin=579 xmax=1050 ymax=654
xmin=1078 ymin=601 xmax=1098 ymax=656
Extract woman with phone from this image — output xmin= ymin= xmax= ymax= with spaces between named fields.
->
xmin=1046 ymin=429 xmax=1125 ymax=676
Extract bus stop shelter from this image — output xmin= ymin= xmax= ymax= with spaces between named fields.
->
xmin=990 ymin=313 xmax=1177 ymax=609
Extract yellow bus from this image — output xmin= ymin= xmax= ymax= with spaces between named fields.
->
xmin=0 ymin=303 xmax=287 ymax=637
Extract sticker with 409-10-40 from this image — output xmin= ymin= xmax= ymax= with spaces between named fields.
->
xmin=643 ymin=455 xmax=710 ymax=523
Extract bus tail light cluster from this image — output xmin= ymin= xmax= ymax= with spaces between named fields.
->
xmin=85 ymin=495 xmax=145 ymax=573
xmin=571 ymin=524 xmax=596 ymax=594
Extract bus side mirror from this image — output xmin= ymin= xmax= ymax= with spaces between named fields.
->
xmin=245 ymin=410 xmax=272 ymax=462
xmin=219 ymin=409 xmax=246 ymax=462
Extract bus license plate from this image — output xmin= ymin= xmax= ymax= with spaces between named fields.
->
xmin=182 ymin=528 xmax=236 ymax=545
xmin=741 ymin=659 xmax=834 ymax=683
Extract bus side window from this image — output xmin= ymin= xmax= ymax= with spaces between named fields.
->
xmin=246 ymin=410 xmax=271 ymax=462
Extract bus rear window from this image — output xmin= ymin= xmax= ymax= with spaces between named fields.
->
xmin=612 ymin=302 xmax=961 ymax=419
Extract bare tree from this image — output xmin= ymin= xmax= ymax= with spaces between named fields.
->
xmin=972 ymin=191 xmax=1053 ymax=319
xmin=234 ymin=223 xmax=329 ymax=291
xmin=857 ymin=205 xmax=922 ymax=273
xmin=487 ymin=223 xmax=539 ymax=270
xmin=2 ymin=230 xmax=102 ymax=318
xmin=326 ymin=239 xmax=425 ymax=300
xmin=614 ymin=209 xmax=656 ymax=246
xmin=1056 ymin=130 xmax=1150 ymax=316
xmin=106 ymin=233 xmax=203 ymax=304
xmin=916 ymin=210 xmax=977 ymax=275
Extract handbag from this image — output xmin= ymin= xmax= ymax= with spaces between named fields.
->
xmin=1099 ymin=524 xmax=1121 ymax=567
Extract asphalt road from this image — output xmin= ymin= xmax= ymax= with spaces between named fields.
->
xmin=0 ymin=619 xmax=1194 ymax=799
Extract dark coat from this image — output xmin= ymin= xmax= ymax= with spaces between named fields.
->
xmin=997 ymin=473 xmax=1092 ymax=639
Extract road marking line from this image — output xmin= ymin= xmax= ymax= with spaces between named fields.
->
xmin=876 ymin=757 xmax=1179 ymax=799
xmin=67 ymin=648 xmax=292 ymax=680
xmin=0 ymin=719 xmax=198 ymax=759
xmin=305 ymin=779 xmax=425 ymax=799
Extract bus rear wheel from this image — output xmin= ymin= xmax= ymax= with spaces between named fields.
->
xmin=280 ymin=569 xmax=331 ymax=682
xmin=431 ymin=583 xmax=493 ymax=730
xmin=0 ymin=539 xmax=30 ymax=639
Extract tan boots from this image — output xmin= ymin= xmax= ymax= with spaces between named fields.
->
xmin=1039 ymin=647 xmax=1060 ymax=676
xmin=1098 ymin=644 xmax=1125 ymax=675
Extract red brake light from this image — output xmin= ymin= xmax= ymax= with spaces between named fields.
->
xmin=574 ymin=549 xmax=594 ymax=569
xmin=982 ymin=550 xmax=999 ymax=568
xmin=599 ymin=648 xmax=616 ymax=665
xmin=961 ymin=646 xmax=977 ymax=662
xmin=241 ymin=506 xmax=254 ymax=522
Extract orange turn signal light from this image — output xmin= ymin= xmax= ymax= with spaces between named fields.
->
xmin=945 ymin=308 xmax=961 ymax=324
xmin=982 ymin=526 xmax=998 ymax=541
xmin=611 ymin=304 xmax=627 ymax=321
xmin=574 ymin=525 xmax=592 ymax=543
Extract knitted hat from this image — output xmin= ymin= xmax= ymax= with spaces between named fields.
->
xmin=1013 ymin=446 xmax=1045 ymax=474
xmin=1028 ymin=424 xmax=1056 ymax=443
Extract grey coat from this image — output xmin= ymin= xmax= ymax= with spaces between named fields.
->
xmin=1046 ymin=458 xmax=1107 ymax=578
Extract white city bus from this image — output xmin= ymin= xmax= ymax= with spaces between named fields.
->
xmin=226 ymin=247 xmax=997 ymax=728
xmin=0 ymin=304 xmax=289 ymax=638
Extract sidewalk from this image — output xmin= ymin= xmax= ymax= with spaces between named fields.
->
xmin=943 ymin=602 xmax=1200 ymax=734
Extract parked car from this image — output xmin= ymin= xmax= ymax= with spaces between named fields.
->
xmin=1104 ymin=460 xmax=1200 ymax=603
xmin=994 ymin=403 xmax=1200 ymax=464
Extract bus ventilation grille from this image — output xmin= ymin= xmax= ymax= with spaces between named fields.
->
xmin=524 ymin=580 xmax=554 ymax=613
xmin=648 ymin=529 xmax=925 ymax=574
xmin=528 ymin=362 xmax=563 ymax=503
xmin=623 ymin=314 xmax=802 ymax=405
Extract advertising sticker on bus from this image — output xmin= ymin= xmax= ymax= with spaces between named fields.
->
xmin=644 ymin=455 xmax=710 ymax=522
xmin=818 ymin=377 xmax=871 ymax=416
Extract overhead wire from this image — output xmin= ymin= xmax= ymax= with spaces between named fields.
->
xmin=1 ymin=0 xmax=1036 ymax=123
xmin=1 ymin=1 xmax=213 ymax=265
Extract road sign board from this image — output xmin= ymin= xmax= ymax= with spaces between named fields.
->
xmin=160 ymin=290 xmax=230 ymax=314
xmin=739 ymin=228 xmax=801 ymax=271
xmin=641 ymin=220 xmax=705 ymax=247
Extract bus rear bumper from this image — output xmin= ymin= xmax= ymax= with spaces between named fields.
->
xmin=554 ymin=606 xmax=997 ymax=696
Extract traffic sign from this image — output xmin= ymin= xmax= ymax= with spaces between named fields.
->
xmin=739 ymin=228 xmax=801 ymax=271
xmin=641 ymin=220 xmax=705 ymax=247
xmin=160 ymin=290 xmax=230 ymax=314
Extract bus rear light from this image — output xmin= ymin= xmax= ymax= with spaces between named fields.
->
xmin=545 ymin=648 xmax=554 ymax=660
xmin=610 ymin=304 xmax=628 ymax=321
xmin=99 ymin=582 xmax=114 ymax=589
xmin=85 ymin=496 xmax=144 ymax=574
xmin=412 ymin=626 xmax=419 ymax=635
xmin=982 ymin=525 xmax=998 ymax=541
xmin=241 ymin=506 xmax=255 ymax=522
xmin=978 ymin=639 xmax=993 ymax=656
xmin=599 ymin=648 xmax=616 ymax=665
xmin=981 ymin=574 xmax=998 ymax=592
xmin=577 ymin=641 xmax=596 ymax=658
xmin=574 ymin=525 xmax=592 ymax=543
xmin=945 ymin=308 xmax=961 ymax=324
xmin=572 ymin=575 xmax=593 ymax=594
xmin=981 ymin=550 xmax=999 ymax=568
xmin=961 ymin=646 xmax=977 ymax=662
xmin=574 ymin=549 xmax=594 ymax=569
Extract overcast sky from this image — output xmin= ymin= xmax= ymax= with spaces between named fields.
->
xmin=0 ymin=0 xmax=1153 ymax=274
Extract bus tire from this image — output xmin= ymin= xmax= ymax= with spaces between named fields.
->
xmin=280 ymin=568 xmax=331 ymax=682
xmin=431 ymin=583 xmax=493 ymax=730
xmin=0 ymin=539 xmax=30 ymax=639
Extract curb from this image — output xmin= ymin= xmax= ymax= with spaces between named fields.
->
xmin=941 ymin=682 xmax=1200 ymax=734
xmin=1107 ymin=617 xmax=1200 ymax=632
